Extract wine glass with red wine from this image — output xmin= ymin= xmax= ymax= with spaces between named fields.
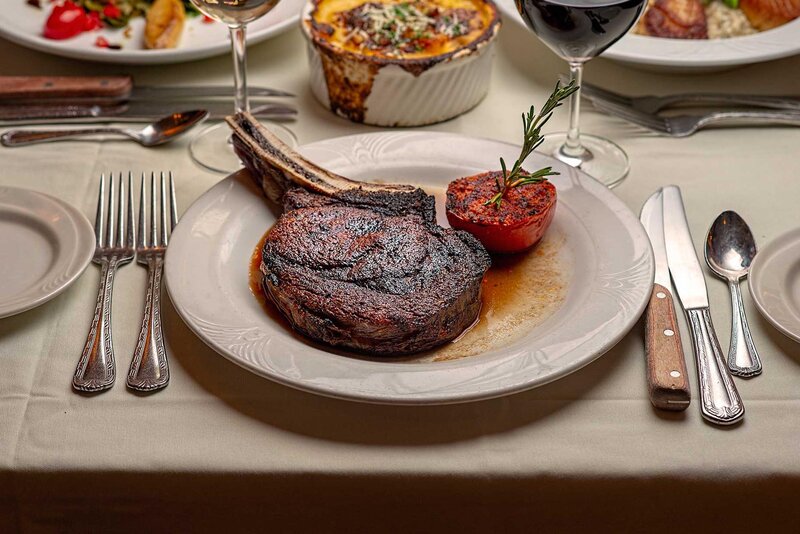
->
xmin=515 ymin=0 xmax=646 ymax=187
xmin=189 ymin=0 xmax=295 ymax=173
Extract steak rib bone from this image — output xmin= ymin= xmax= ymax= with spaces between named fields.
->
xmin=227 ymin=112 xmax=433 ymax=219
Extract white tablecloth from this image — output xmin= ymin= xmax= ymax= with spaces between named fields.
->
xmin=1 ymin=20 xmax=800 ymax=532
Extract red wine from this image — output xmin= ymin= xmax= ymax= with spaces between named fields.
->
xmin=515 ymin=0 xmax=646 ymax=61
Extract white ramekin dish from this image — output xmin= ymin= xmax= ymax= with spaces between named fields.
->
xmin=300 ymin=0 xmax=502 ymax=126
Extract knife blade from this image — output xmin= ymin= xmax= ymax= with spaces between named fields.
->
xmin=640 ymin=190 xmax=691 ymax=411
xmin=0 ymin=101 xmax=297 ymax=125
xmin=0 ymin=76 xmax=293 ymax=103
xmin=662 ymin=185 xmax=744 ymax=425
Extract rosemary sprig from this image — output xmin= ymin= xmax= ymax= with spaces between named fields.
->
xmin=485 ymin=80 xmax=579 ymax=208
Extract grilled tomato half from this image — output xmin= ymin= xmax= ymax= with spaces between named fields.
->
xmin=446 ymin=170 xmax=557 ymax=254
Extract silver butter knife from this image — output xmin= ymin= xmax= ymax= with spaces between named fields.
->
xmin=662 ymin=185 xmax=744 ymax=425
xmin=640 ymin=190 xmax=691 ymax=411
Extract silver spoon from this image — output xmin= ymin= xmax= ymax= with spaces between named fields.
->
xmin=0 ymin=109 xmax=209 ymax=147
xmin=705 ymin=211 xmax=762 ymax=377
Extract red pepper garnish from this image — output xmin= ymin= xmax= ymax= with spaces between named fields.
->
xmin=103 ymin=3 xmax=122 ymax=20
xmin=85 ymin=11 xmax=102 ymax=31
xmin=94 ymin=36 xmax=110 ymax=48
xmin=43 ymin=1 xmax=87 ymax=40
xmin=202 ymin=15 xmax=215 ymax=23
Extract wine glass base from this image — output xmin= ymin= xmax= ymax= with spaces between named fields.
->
xmin=538 ymin=133 xmax=629 ymax=188
xmin=189 ymin=121 xmax=298 ymax=174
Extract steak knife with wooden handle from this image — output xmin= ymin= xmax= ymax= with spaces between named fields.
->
xmin=0 ymin=76 xmax=292 ymax=104
xmin=640 ymin=189 xmax=691 ymax=411
xmin=0 ymin=76 xmax=133 ymax=101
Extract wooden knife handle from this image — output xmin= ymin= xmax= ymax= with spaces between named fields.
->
xmin=644 ymin=284 xmax=691 ymax=411
xmin=0 ymin=76 xmax=132 ymax=101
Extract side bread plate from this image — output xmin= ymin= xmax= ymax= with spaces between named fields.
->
xmin=165 ymin=132 xmax=654 ymax=404
xmin=749 ymin=227 xmax=800 ymax=343
xmin=0 ymin=187 xmax=94 ymax=318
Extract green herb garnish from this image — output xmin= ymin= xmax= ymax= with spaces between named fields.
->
xmin=485 ymin=80 xmax=579 ymax=209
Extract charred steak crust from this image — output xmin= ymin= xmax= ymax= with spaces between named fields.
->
xmin=262 ymin=189 xmax=490 ymax=355
xmin=227 ymin=112 xmax=491 ymax=356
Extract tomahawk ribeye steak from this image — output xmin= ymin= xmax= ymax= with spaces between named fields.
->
xmin=227 ymin=112 xmax=491 ymax=355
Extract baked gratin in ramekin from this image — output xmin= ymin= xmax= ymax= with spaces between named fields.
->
xmin=301 ymin=0 xmax=502 ymax=126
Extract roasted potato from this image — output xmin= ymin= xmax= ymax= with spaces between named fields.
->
xmin=644 ymin=0 xmax=708 ymax=39
xmin=144 ymin=0 xmax=186 ymax=49
xmin=741 ymin=0 xmax=800 ymax=31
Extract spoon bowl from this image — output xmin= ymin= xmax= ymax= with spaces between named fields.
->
xmin=705 ymin=210 xmax=762 ymax=377
xmin=138 ymin=110 xmax=209 ymax=146
xmin=705 ymin=211 xmax=757 ymax=280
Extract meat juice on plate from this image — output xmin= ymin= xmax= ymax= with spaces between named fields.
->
xmin=516 ymin=0 xmax=646 ymax=61
xmin=189 ymin=0 xmax=280 ymax=25
xmin=423 ymin=185 xmax=569 ymax=362
xmin=248 ymin=185 xmax=570 ymax=363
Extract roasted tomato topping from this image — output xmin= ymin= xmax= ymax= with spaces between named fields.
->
xmin=446 ymin=170 xmax=557 ymax=254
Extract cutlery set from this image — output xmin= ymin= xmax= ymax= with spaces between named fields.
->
xmin=74 ymin=172 xmax=177 ymax=394
xmin=641 ymin=186 xmax=760 ymax=425
xmin=583 ymin=82 xmax=800 ymax=136
xmin=5 ymin=75 xmax=780 ymax=413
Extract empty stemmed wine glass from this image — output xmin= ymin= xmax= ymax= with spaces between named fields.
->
xmin=189 ymin=0 xmax=295 ymax=173
xmin=515 ymin=0 xmax=647 ymax=187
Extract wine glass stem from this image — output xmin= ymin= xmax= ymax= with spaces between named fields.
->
xmin=229 ymin=24 xmax=249 ymax=113
xmin=563 ymin=61 xmax=584 ymax=158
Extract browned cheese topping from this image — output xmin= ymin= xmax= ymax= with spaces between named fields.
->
xmin=311 ymin=0 xmax=495 ymax=59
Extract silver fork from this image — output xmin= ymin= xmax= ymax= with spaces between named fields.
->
xmin=591 ymin=98 xmax=800 ymax=137
xmin=580 ymin=82 xmax=800 ymax=114
xmin=73 ymin=173 xmax=135 ymax=392
xmin=126 ymin=172 xmax=177 ymax=392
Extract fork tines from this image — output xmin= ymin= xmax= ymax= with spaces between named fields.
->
xmin=94 ymin=171 xmax=135 ymax=250
xmin=137 ymin=171 xmax=177 ymax=251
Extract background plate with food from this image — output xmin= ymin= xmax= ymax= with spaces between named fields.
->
xmin=1 ymin=0 xmax=305 ymax=64
xmin=165 ymin=131 xmax=654 ymax=405
xmin=497 ymin=0 xmax=800 ymax=70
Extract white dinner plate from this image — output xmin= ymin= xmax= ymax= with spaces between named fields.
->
xmin=0 ymin=0 xmax=304 ymax=65
xmin=496 ymin=0 xmax=800 ymax=71
xmin=749 ymin=227 xmax=800 ymax=343
xmin=165 ymin=131 xmax=653 ymax=404
xmin=0 ymin=187 xmax=94 ymax=319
